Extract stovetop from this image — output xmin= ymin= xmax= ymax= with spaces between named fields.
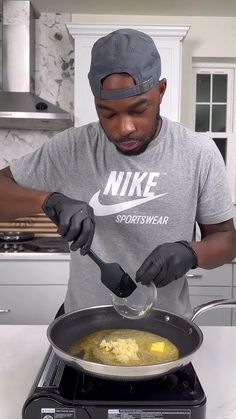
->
xmin=0 ymin=237 xmax=69 ymax=253
xmin=23 ymin=348 xmax=206 ymax=419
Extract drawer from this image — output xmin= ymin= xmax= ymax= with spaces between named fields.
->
xmin=186 ymin=264 xmax=232 ymax=287
xmin=232 ymin=287 xmax=236 ymax=325
xmin=0 ymin=285 xmax=67 ymax=324
xmin=233 ymin=264 xmax=236 ymax=286
xmin=0 ymin=260 xmax=70 ymax=285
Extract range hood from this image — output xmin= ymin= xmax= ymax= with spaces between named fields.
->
xmin=0 ymin=0 xmax=73 ymax=130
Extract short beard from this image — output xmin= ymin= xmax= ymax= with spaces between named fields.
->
xmin=102 ymin=112 xmax=161 ymax=156
xmin=115 ymin=139 xmax=152 ymax=156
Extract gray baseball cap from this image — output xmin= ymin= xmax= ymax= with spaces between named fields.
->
xmin=88 ymin=28 xmax=161 ymax=100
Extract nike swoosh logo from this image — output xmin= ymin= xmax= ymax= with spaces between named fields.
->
xmin=89 ymin=191 xmax=168 ymax=216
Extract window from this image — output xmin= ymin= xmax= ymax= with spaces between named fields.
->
xmin=193 ymin=63 xmax=236 ymax=202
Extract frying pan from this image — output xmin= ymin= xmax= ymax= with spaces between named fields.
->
xmin=47 ymin=299 xmax=236 ymax=381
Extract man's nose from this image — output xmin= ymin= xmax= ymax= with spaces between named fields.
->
xmin=117 ymin=116 xmax=136 ymax=137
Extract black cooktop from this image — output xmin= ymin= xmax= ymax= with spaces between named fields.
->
xmin=22 ymin=348 xmax=206 ymax=419
xmin=0 ymin=237 xmax=69 ymax=253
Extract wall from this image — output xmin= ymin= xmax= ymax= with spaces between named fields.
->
xmin=0 ymin=12 xmax=74 ymax=169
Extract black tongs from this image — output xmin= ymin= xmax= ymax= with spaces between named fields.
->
xmin=87 ymin=249 xmax=137 ymax=298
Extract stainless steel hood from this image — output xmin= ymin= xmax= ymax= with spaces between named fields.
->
xmin=0 ymin=0 xmax=73 ymax=130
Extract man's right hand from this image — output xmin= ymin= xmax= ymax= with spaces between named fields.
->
xmin=42 ymin=192 xmax=95 ymax=254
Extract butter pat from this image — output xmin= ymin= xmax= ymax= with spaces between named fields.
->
xmin=151 ymin=341 xmax=166 ymax=352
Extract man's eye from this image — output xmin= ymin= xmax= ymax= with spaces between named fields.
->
xmin=103 ymin=113 xmax=115 ymax=119
xmin=131 ymin=109 xmax=146 ymax=115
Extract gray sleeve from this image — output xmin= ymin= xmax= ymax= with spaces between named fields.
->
xmin=196 ymin=141 xmax=235 ymax=224
xmin=10 ymin=128 xmax=74 ymax=193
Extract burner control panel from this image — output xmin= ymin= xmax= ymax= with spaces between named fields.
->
xmin=23 ymin=349 xmax=206 ymax=419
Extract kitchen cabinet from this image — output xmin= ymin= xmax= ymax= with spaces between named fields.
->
xmin=232 ymin=264 xmax=236 ymax=325
xmin=189 ymin=286 xmax=232 ymax=326
xmin=0 ymin=256 xmax=235 ymax=325
xmin=0 ymin=285 xmax=67 ymax=325
xmin=187 ymin=264 xmax=233 ymax=326
xmin=0 ymin=257 xmax=70 ymax=324
xmin=232 ymin=287 xmax=236 ymax=325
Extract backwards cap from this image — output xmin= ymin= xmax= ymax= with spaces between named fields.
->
xmin=88 ymin=28 xmax=161 ymax=100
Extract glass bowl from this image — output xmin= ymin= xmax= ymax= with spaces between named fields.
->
xmin=111 ymin=279 xmax=157 ymax=319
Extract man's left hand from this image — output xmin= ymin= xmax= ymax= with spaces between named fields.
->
xmin=135 ymin=241 xmax=198 ymax=288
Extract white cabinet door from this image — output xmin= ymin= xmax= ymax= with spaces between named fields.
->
xmin=0 ymin=259 xmax=69 ymax=324
xmin=232 ymin=287 xmax=236 ymax=325
xmin=232 ymin=265 xmax=236 ymax=325
xmin=0 ymin=285 xmax=67 ymax=325
xmin=233 ymin=264 xmax=236 ymax=286
xmin=186 ymin=265 xmax=232 ymax=287
xmin=0 ymin=259 xmax=70 ymax=285
xmin=189 ymin=286 xmax=232 ymax=326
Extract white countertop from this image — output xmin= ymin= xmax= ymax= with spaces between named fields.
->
xmin=0 ymin=325 xmax=236 ymax=419
xmin=0 ymin=252 xmax=71 ymax=260
xmin=0 ymin=252 xmax=235 ymax=263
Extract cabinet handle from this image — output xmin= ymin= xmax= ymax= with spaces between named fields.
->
xmin=0 ymin=309 xmax=11 ymax=313
xmin=186 ymin=274 xmax=203 ymax=279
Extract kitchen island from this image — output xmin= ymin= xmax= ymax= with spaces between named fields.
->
xmin=0 ymin=325 xmax=236 ymax=419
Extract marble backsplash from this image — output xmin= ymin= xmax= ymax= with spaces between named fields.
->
xmin=0 ymin=12 xmax=74 ymax=169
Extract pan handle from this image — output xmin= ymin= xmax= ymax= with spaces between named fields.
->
xmin=191 ymin=298 xmax=236 ymax=322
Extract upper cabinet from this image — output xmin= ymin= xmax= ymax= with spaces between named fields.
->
xmin=66 ymin=24 xmax=190 ymax=126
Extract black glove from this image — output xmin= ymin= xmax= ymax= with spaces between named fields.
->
xmin=135 ymin=241 xmax=198 ymax=288
xmin=42 ymin=192 xmax=95 ymax=254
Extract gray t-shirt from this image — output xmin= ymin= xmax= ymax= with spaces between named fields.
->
xmin=10 ymin=117 xmax=235 ymax=316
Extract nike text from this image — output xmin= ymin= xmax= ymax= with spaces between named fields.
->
xmin=89 ymin=170 xmax=168 ymax=216
xmin=103 ymin=171 xmax=160 ymax=197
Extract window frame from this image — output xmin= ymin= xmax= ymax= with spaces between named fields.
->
xmin=192 ymin=62 xmax=236 ymax=203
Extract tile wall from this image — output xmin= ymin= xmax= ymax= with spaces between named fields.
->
xmin=0 ymin=12 xmax=74 ymax=169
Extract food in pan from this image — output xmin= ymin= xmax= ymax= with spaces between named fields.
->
xmin=69 ymin=329 xmax=179 ymax=366
xmin=99 ymin=337 xmax=139 ymax=363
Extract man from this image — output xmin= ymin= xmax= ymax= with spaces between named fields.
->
xmin=0 ymin=28 xmax=235 ymax=317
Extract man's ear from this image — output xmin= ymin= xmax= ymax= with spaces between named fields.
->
xmin=158 ymin=78 xmax=167 ymax=102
